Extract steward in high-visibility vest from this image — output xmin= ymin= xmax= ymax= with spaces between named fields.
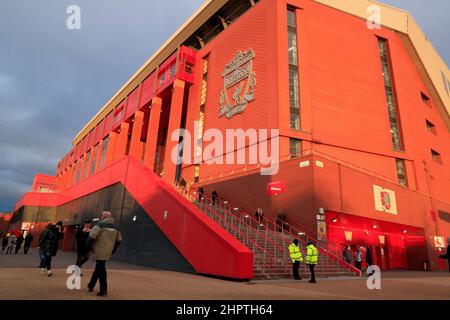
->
xmin=288 ymin=239 xmax=303 ymax=280
xmin=306 ymin=241 xmax=318 ymax=283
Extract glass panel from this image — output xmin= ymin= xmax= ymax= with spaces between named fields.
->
xmin=378 ymin=38 xmax=403 ymax=151
xmin=289 ymin=138 xmax=301 ymax=157
xmin=395 ymin=159 xmax=407 ymax=187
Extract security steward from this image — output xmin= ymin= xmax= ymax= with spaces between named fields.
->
xmin=306 ymin=241 xmax=319 ymax=283
xmin=288 ymin=239 xmax=303 ymax=280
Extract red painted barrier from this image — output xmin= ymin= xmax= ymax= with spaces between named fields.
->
xmin=13 ymin=157 xmax=254 ymax=279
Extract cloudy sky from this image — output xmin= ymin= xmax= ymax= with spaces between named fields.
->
xmin=0 ymin=0 xmax=449 ymax=212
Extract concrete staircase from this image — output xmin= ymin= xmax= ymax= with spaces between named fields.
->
xmin=175 ymin=186 xmax=359 ymax=280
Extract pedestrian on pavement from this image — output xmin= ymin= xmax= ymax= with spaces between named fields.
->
xmin=1 ymin=234 xmax=8 ymax=254
xmin=365 ymin=246 xmax=375 ymax=276
xmin=355 ymin=247 xmax=363 ymax=271
xmin=211 ymin=190 xmax=218 ymax=206
xmin=288 ymin=239 xmax=303 ymax=280
xmin=15 ymin=232 xmax=24 ymax=254
xmin=39 ymin=224 xmax=61 ymax=276
xmin=439 ymin=241 xmax=450 ymax=273
xmin=306 ymin=241 xmax=318 ymax=283
xmin=87 ymin=211 xmax=123 ymax=297
xmin=23 ymin=232 xmax=34 ymax=254
xmin=6 ymin=233 xmax=17 ymax=255
xmin=75 ymin=220 xmax=92 ymax=274
xmin=38 ymin=224 xmax=53 ymax=269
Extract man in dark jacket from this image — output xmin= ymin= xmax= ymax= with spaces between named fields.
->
xmin=87 ymin=211 xmax=122 ymax=297
xmin=75 ymin=220 xmax=92 ymax=274
xmin=15 ymin=232 xmax=24 ymax=254
xmin=23 ymin=232 xmax=34 ymax=254
xmin=439 ymin=243 xmax=450 ymax=273
xmin=1 ymin=235 xmax=8 ymax=254
xmin=39 ymin=222 xmax=64 ymax=277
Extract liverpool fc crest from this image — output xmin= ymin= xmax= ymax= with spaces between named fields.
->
xmin=219 ymin=49 xmax=256 ymax=119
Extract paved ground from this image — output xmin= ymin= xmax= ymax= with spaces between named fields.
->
xmin=0 ymin=249 xmax=449 ymax=300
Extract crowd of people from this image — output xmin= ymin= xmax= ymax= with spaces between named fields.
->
xmin=1 ymin=231 xmax=34 ymax=255
xmin=342 ymin=245 xmax=373 ymax=273
xmin=0 ymin=211 xmax=122 ymax=297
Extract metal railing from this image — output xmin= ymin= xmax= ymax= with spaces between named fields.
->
xmin=174 ymin=184 xmax=274 ymax=274
xmin=177 ymin=185 xmax=361 ymax=276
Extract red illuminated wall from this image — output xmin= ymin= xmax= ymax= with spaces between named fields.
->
xmin=179 ymin=0 xmax=449 ymax=270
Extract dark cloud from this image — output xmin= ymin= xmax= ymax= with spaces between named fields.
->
xmin=0 ymin=0 xmax=203 ymax=211
xmin=0 ymin=0 xmax=448 ymax=212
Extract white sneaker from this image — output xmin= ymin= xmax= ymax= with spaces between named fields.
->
xmin=40 ymin=268 xmax=45 ymax=275
xmin=47 ymin=270 xmax=53 ymax=277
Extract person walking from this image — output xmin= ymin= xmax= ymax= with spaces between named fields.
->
xmin=343 ymin=245 xmax=353 ymax=264
xmin=6 ymin=233 xmax=17 ymax=255
xmin=211 ymin=190 xmax=218 ymax=206
xmin=38 ymin=224 xmax=52 ymax=269
xmin=439 ymin=241 xmax=450 ymax=273
xmin=305 ymin=241 xmax=318 ymax=283
xmin=87 ymin=211 xmax=123 ymax=297
xmin=355 ymin=247 xmax=363 ymax=271
xmin=1 ymin=234 xmax=8 ymax=254
xmin=39 ymin=224 xmax=61 ymax=276
xmin=75 ymin=220 xmax=92 ymax=274
xmin=365 ymin=246 xmax=374 ymax=276
xmin=23 ymin=232 xmax=34 ymax=254
xmin=288 ymin=239 xmax=303 ymax=280
xmin=197 ymin=187 xmax=205 ymax=202
xmin=15 ymin=232 xmax=24 ymax=254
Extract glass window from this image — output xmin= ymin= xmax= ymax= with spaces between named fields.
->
xmin=82 ymin=151 xmax=91 ymax=179
xmin=395 ymin=159 xmax=407 ymax=187
xmin=289 ymin=138 xmax=301 ymax=158
xmin=287 ymin=8 xmax=300 ymax=130
xmin=431 ymin=149 xmax=442 ymax=164
xmin=426 ymin=120 xmax=436 ymax=135
xmin=99 ymin=136 xmax=109 ymax=170
xmin=90 ymin=144 xmax=99 ymax=175
xmin=378 ymin=38 xmax=403 ymax=151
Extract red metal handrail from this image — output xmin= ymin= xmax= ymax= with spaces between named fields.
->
xmin=185 ymin=187 xmax=361 ymax=276
xmin=174 ymin=185 xmax=274 ymax=272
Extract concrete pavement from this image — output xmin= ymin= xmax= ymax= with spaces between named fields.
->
xmin=0 ymin=249 xmax=449 ymax=300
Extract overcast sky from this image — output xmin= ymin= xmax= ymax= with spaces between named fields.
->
xmin=0 ymin=0 xmax=449 ymax=212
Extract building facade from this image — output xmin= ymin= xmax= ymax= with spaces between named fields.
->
xmin=7 ymin=0 xmax=450 ymax=278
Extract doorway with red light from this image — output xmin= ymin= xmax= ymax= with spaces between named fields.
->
xmin=325 ymin=211 xmax=428 ymax=271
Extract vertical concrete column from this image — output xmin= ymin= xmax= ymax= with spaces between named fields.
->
xmin=94 ymin=140 xmax=104 ymax=173
xmin=163 ymin=79 xmax=185 ymax=184
xmin=104 ymin=131 xmax=118 ymax=167
xmin=143 ymin=96 xmax=162 ymax=171
xmin=129 ymin=111 xmax=144 ymax=162
xmin=114 ymin=122 xmax=130 ymax=163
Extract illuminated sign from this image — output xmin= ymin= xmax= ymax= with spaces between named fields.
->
xmin=219 ymin=49 xmax=256 ymax=119
xmin=344 ymin=231 xmax=352 ymax=241
xmin=266 ymin=181 xmax=286 ymax=196
xmin=373 ymin=185 xmax=397 ymax=215
xmin=434 ymin=236 xmax=446 ymax=248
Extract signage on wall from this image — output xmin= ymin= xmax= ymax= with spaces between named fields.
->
xmin=266 ymin=181 xmax=286 ymax=196
xmin=344 ymin=230 xmax=352 ymax=242
xmin=317 ymin=221 xmax=327 ymax=241
xmin=219 ymin=49 xmax=256 ymax=119
xmin=378 ymin=235 xmax=386 ymax=245
xmin=434 ymin=236 xmax=446 ymax=248
xmin=21 ymin=222 xmax=31 ymax=231
xmin=373 ymin=185 xmax=398 ymax=215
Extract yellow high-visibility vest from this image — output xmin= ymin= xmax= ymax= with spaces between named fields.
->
xmin=288 ymin=243 xmax=303 ymax=263
xmin=306 ymin=244 xmax=318 ymax=265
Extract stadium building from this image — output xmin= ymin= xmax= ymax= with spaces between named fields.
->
xmin=6 ymin=0 xmax=450 ymax=278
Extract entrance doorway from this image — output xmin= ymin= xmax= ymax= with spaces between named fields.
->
xmin=326 ymin=211 xmax=427 ymax=271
